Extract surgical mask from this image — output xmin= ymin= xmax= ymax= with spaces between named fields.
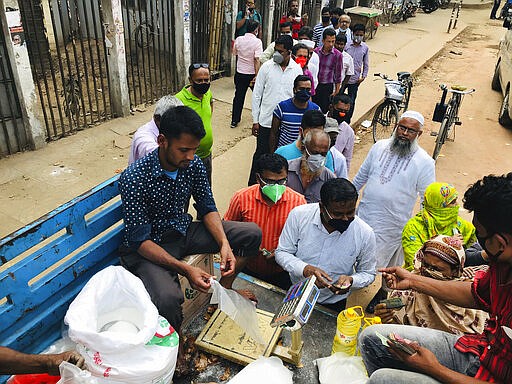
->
xmin=338 ymin=27 xmax=347 ymax=32
xmin=192 ymin=81 xmax=210 ymax=95
xmin=295 ymin=89 xmax=311 ymax=102
xmin=305 ymin=147 xmax=325 ymax=172
xmin=420 ymin=266 xmax=451 ymax=280
xmin=331 ymin=17 xmax=339 ymax=25
xmin=476 ymin=232 xmax=504 ymax=262
xmin=261 ymin=184 xmax=286 ymax=203
xmin=322 ymin=15 xmax=331 ymax=23
xmin=324 ymin=207 xmax=354 ymax=234
xmin=281 ymin=32 xmax=292 ymax=37
xmin=273 ymin=51 xmax=284 ymax=64
xmin=353 ymin=35 xmax=363 ymax=44
xmin=294 ymin=56 xmax=308 ymax=68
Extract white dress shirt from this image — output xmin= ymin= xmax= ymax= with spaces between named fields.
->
xmin=252 ymin=59 xmax=303 ymax=128
xmin=275 ymin=203 xmax=376 ymax=304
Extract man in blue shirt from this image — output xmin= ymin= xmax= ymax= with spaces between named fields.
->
xmin=119 ymin=106 xmax=261 ymax=338
xmin=275 ymin=109 xmax=335 ymax=172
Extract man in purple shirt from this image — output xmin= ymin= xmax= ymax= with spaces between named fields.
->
xmin=128 ymin=95 xmax=183 ymax=164
xmin=312 ymin=28 xmax=343 ymax=114
xmin=344 ymin=23 xmax=370 ymax=124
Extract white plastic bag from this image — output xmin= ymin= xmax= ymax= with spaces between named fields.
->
xmin=228 ymin=356 xmax=293 ymax=384
xmin=64 ymin=266 xmax=178 ymax=383
xmin=209 ymin=278 xmax=265 ymax=344
xmin=315 ymin=352 xmax=368 ymax=384
xmin=57 ymin=361 xmax=98 ymax=384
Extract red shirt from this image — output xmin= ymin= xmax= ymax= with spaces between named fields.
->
xmin=279 ymin=15 xmax=304 ymax=39
xmin=224 ymin=185 xmax=306 ymax=276
xmin=454 ymin=262 xmax=512 ymax=382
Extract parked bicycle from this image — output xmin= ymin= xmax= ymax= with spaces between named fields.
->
xmin=431 ymin=84 xmax=475 ymax=160
xmin=371 ymin=71 xmax=413 ymax=142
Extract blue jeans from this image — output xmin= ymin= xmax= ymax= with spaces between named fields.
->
xmin=359 ymin=324 xmax=481 ymax=383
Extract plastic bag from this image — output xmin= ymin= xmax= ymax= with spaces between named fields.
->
xmin=228 ymin=356 xmax=293 ymax=383
xmin=64 ymin=266 xmax=178 ymax=383
xmin=315 ymin=352 xmax=368 ymax=384
xmin=57 ymin=361 xmax=98 ymax=384
xmin=209 ymin=278 xmax=265 ymax=344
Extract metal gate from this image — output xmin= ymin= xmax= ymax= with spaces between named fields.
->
xmin=121 ymin=0 xmax=178 ymax=107
xmin=0 ymin=16 xmax=26 ymax=157
xmin=272 ymin=0 xmax=288 ymax=40
xmin=18 ymin=0 xmax=113 ymax=140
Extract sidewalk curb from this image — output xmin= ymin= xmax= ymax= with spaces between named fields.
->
xmin=352 ymin=25 xmax=470 ymax=131
xmin=461 ymin=1 xmax=493 ymax=9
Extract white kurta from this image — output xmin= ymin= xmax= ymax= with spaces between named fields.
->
xmin=353 ymin=139 xmax=435 ymax=268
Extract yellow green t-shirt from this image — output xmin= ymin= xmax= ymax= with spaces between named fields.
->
xmin=175 ymin=85 xmax=213 ymax=159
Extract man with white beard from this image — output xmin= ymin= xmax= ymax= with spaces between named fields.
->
xmin=353 ymin=111 xmax=435 ymax=271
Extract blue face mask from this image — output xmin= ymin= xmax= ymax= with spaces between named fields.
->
xmin=331 ymin=17 xmax=339 ymax=25
xmin=294 ymin=89 xmax=311 ymax=102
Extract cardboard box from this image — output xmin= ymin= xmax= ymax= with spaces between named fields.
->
xmin=179 ymin=253 xmax=214 ymax=327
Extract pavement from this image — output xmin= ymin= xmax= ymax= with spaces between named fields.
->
xmin=0 ymin=6 xmax=495 ymax=238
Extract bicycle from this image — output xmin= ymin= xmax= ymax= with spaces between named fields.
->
xmin=430 ymin=84 xmax=475 ymax=160
xmin=371 ymin=71 xmax=413 ymax=142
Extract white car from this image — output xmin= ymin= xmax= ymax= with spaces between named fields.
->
xmin=492 ymin=23 xmax=512 ymax=127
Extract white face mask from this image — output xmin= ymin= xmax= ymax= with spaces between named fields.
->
xmin=353 ymin=35 xmax=363 ymax=44
xmin=305 ymin=147 xmax=326 ymax=172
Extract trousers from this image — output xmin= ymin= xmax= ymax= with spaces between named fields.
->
xmin=231 ymin=72 xmax=254 ymax=124
xmin=120 ymin=221 xmax=262 ymax=330
xmin=247 ymin=126 xmax=271 ymax=185
xmin=359 ymin=324 xmax=481 ymax=383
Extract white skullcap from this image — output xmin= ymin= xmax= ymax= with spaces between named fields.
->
xmin=400 ymin=110 xmax=424 ymax=127
xmin=298 ymin=39 xmax=315 ymax=49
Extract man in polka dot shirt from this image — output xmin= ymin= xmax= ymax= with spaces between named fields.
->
xmin=119 ymin=106 xmax=262 ymax=342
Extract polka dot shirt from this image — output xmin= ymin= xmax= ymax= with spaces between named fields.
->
xmin=119 ymin=149 xmax=217 ymax=249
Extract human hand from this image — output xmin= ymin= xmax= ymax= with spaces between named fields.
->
xmin=374 ymin=303 xmax=397 ymax=324
xmin=357 ymin=77 xmax=365 ymax=84
xmin=252 ymin=123 xmax=260 ymax=136
xmin=186 ymin=266 xmax=213 ymax=293
xmin=46 ymin=351 xmax=85 ymax=376
xmin=387 ymin=339 xmax=442 ymax=375
xmin=302 ymin=13 xmax=308 ymax=23
xmin=303 ymin=265 xmax=333 ymax=288
xmin=330 ymin=275 xmax=352 ymax=294
xmin=379 ymin=267 xmax=414 ymax=290
xmin=219 ymin=243 xmax=236 ymax=277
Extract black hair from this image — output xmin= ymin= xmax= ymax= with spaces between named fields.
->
xmin=321 ymin=178 xmax=358 ymax=205
xmin=280 ymin=21 xmax=292 ymax=29
xmin=321 ymin=6 xmax=331 ymax=14
xmin=301 ymin=109 xmax=326 ymax=129
xmin=288 ymin=0 xmax=298 ymax=7
xmin=332 ymin=94 xmax=352 ymax=106
xmin=352 ymin=23 xmax=366 ymax=33
xmin=255 ymin=153 xmax=289 ymax=174
xmin=463 ymin=173 xmax=512 ymax=235
xmin=246 ymin=19 xmax=259 ymax=33
xmin=293 ymin=74 xmax=311 ymax=89
xmin=298 ymin=26 xmax=313 ymax=40
xmin=292 ymin=43 xmax=309 ymax=55
xmin=322 ymin=28 xmax=336 ymax=40
xmin=276 ymin=34 xmax=293 ymax=51
xmin=336 ymin=32 xmax=347 ymax=43
xmin=332 ymin=7 xmax=344 ymax=16
xmin=159 ymin=105 xmax=205 ymax=141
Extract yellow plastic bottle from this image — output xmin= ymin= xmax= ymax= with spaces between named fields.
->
xmin=356 ymin=316 xmax=382 ymax=355
xmin=331 ymin=306 xmax=364 ymax=356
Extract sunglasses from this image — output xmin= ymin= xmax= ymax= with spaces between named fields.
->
xmin=192 ymin=63 xmax=209 ymax=69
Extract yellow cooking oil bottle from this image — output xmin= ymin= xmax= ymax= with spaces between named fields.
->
xmin=331 ymin=306 xmax=364 ymax=355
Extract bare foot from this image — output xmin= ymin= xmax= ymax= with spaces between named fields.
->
xmin=235 ymin=289 xmax=258 ymax=304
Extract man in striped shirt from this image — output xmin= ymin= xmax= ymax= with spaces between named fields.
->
xmin=359 ymin=173 xmax=512 ymax=383
xmin=224 ymin=153 xmax=306 ymax=289
xmin=269 ymin=74 xmax=321 ymax=152
xmin=312 ymin=7 xmax=332 ymax=48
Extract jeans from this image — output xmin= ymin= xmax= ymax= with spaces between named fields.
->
xmin=359 ymin=324 xmax=481 ymax=383
xmin=247 ymin=126 xmax=271 ymax=185
xmin=491 ymin=0 xmax=501 ymax=18
xmin=346 ymin=82 xmax=360 ymax=124
xmin=232 ymin=72 xmax=254 ymax=124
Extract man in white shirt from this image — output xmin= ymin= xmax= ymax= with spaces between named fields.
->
xmin=353 ymin=111 xmax=435 ymax=269
xmin=259 ymin=22 xmax=296 ymax=64
xmin=335 ymin=33 xmax=354 ymax=92
xmin=128 ymin=95 xmax=183 ymax=164
xmin=248 ymin=34 xmax=303 ymax=185
xmin=276 ymin=178 xmax=376 ymax=311
xmin=324 ymin=117 xmax=348 ymax=179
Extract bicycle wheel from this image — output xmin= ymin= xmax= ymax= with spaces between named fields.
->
xmin=135 ymin=23 xmax=154 ymax=48
xmin=432 ymin=105 xmax=452 ymax=160
xmin=372 ymin=100 xmax=399 ymax=142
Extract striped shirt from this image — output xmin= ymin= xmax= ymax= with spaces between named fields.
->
xmin=274 ymin=98 xmax=321 ymax=147
xmin=314 ymin=47 xmax=343 ymax=85
xmin=224 ymin=184 xmax=306 ymax=276
xmin=454 ymin=262 xmax=512 ymax=382
xmin=313 ymin=23 xmax=332 ymax=47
